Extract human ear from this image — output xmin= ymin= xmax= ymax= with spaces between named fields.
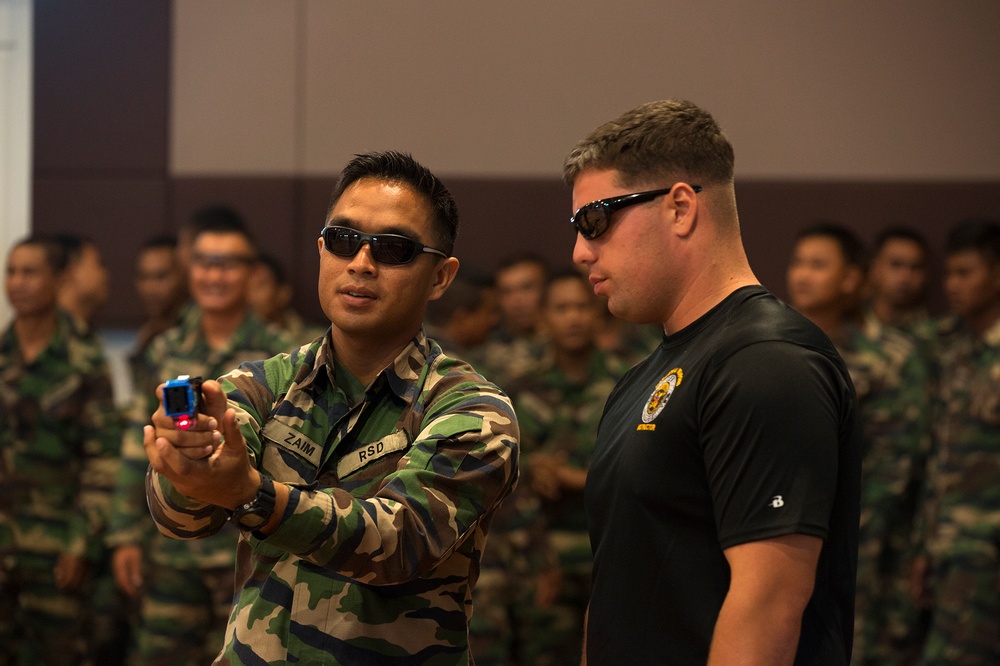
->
xmin=668 ymin=184 xmax=700 ymax=238
xmin=428 ymin=257 xmax=460 ymax=301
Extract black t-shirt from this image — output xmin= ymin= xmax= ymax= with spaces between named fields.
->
xmin=585 ymin=286 xmax=861 ymax=665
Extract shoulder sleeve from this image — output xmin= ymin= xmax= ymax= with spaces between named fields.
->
xmin=700 ymin=341 xmax=849 ymax=549
xmin=259 ymin=368 xmax=520 ymax=585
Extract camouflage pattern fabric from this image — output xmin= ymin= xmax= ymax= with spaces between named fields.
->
xmin=495 ymin=350 xmax=625 ymax=666
xmin=273 ymin=309 xmax=327 ymax=348
xmin=469 ymin=477 xmax=552 ymax=666
xmin=918 ymin=316 xmax=1000 ymax=664
xmin=146 ymin=329 xmax=519 ymax=665
xmin=468 ymin=328 xmax=548 ymax=392
xmin=107 ymin=306 xmax=293 ymax=665
xmin=837 ymin=314 xmax=933 ymax=665
xmin=0 ymin=310 xmax=123 ymax=664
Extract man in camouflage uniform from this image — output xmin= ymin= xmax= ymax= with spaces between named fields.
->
xmin=107 ymin=219 xmax=292 ymax=665
xmin=472 ymin=253 xmax=550 ymax=390
xmin=912 ymin=218 xmax=1000 ymax=664
xmin=424 ymin=270 xmax=499 ymax=361
xmin=867 ymin=227 xmax=933 ymax=332
xmin=866 ymin=226 xmax=939 ymax=358
xmin=141 ymin=151 xmax=519 ymax=665
xmin=788 ymin=223 xmax=932 ymax=664
xmin=249 ymin=253 xmax=326 ymax=346
xmin=55 ymin=234 xmax=111 ymax=332
xmin=504 ymin=269 xmax=627 ymax=665
xmin=0 ymin=235 xmax=122 ymax=665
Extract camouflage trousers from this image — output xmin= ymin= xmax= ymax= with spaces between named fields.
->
xmin=469 ymin=564 xmax=589 ymax=666
xmin=469 ymin=564 xmax=536 ymax=665
xmin=525 ymin=568 xmax=589 ymax=666
xmin=853 ymin=535 xmax=928 ymax=664
xmin=0 ymin=547 xmax=92 ymax=665
xmin=91 ymin=554 xmax=137 ymax=666
xmin=919 ymin=548 xmax=1000 ymax=665
xmin=135 ymin=564 xmax=235 ymax=666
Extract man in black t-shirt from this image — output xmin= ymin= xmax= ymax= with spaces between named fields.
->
xmin=562 ymin=100 xmax=862 ymax=665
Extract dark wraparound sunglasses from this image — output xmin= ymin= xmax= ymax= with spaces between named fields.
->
xmin=319 ymin=226 xmax=448 ymax=265
xmin=570 ymin=184 xmax=702 ymax=240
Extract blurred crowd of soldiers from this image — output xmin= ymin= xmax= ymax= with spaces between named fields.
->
xmin=2 ymin=207 xmax=998 ymax=664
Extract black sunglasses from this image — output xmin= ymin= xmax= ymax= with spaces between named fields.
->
xmin=319 ymin=226 xmax=448 ymax=265
xmin=570 ymin=184 xmax=702 ymax=240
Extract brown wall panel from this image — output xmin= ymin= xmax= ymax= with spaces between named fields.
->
xmin=446 ymin=178 xmax=576 ymax=275
xmin=31 ymin=175 xmax=1000 ymax=330
xmin=32 ymin=178 xmax=170 ymax=328
xmin=33 ymin=0 xmax=170 ymax=174
xmin=32 ymin=0 xmax=173 ymax=330
xmin=299 ymin=177 xmax=338 ymax=323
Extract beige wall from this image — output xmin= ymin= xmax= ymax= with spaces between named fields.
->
xmin=171 ymin=0 xmax=1000 ymax=180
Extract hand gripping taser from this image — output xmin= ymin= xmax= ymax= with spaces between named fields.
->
xmin=162 ymin=375 xmax=203 ymax=430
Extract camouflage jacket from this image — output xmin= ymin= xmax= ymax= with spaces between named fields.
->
xmin=274 ymin=309 xmax=326 ymax=348
xmin=468 ymin=328 xmax=549 ymax=391
xmin=508 ymin=350 xmax=625 ymax=533
xmin=107 ymin=306 xmax=293 ymax=568
xmin=921 ymin=315 xmax=1000 ymax=559
xmin=0 ymin=310 xmax=122 ymax=560
xmin=837 ymin=315 xmax=932 ymax=556
xmin=146 ymin=330 xmax=519 ymax=665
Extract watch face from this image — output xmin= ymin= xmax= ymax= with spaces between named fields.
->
xmin=233 ymin=475 xmax=277 ymax=531
xmin=236 ymin=510 xmax=270 ymax=530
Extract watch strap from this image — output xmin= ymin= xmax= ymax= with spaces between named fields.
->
xmin=232 ymin=474 xmax=276 ymax=530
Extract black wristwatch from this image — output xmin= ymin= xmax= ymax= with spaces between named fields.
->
xmin=231 ymin=474 xmax=277 ymax=531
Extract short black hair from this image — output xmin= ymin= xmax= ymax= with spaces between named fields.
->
xmin=543 ymin=268 xmax=592 ymax=305
xmin=425 ymin=270 xmax=493 ymax=327
xmin=256 ymin=253 xmax=288 ymax=286
xmin=189 ymin=206 xmax=256 ymax=252
xmin=495 ymin=252 xmax=550 ymax=276
xmin=13 ymin=234 xmax=71 ymax=273
xmin=52 ymin=233 xmax=96 ymax=265
xmin=946 ymin=217 xmax=1000 ymax=265
xmin=873 ymin=226 xmax=929 ymax=257
xmin=327 ymin=151 xmax=459 ymax=256
xmin=796 ymin=222 xmax=869 ymax=270
xmin=190 ymin=205 xmax=246 ymax=233
xmin=140 ymin=235 xmax=178 ymax=252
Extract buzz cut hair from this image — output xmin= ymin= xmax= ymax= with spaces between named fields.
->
xmin=562 ymin=99 xmax=735 ymax=189
xmin=946 ymin=217 xmax=1000 ymax=265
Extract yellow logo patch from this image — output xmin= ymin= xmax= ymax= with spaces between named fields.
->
xmin=642 ymin=368 xmax=683 ymax=424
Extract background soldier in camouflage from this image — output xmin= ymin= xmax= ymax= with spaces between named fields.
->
xmin=249 ymin=253 xmax=326 ymax=346
xmin=424 ymin=270 xmax=499 ymax=360
xmin=867 ymin=227 xmax=933 ymax=334
xmin=505 ymin=269 xmax=627 ymax=665
xmin=107 ymin=219 xmax=292 ymax=665
xmin=141 ymin=151 xmax=518 ymax=665
xmin=0 ymin=235 xmax=122 ymax=665
xmin=472 ymin=253 xmax=550 ymax=389
xmin=788 ymin=223 xmax=932 ymax=664
xmin=130 ymin=235 xmax=187 ymax=363
xmin=54 ymin=233 xmax=111 ymax=333
xmin=912 ymin=218 xmax=1000 ymax=664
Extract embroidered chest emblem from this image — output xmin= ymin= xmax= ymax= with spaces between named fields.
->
xmin=642 ymin=368 xmax=683 ymax=425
